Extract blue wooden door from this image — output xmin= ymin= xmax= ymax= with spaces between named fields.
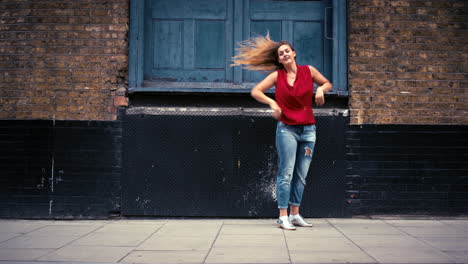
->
xmin=143 ymin=0 xmax=333 ymax=86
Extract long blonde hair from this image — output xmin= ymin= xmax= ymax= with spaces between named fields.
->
xmin=231 ymin=33 xmax=294 ymax=71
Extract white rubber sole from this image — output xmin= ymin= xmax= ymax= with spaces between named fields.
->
xmin=292 ymin=222 xmax=313 ymax=227
xmin=278 ymin=224 xmax=296 ymax=230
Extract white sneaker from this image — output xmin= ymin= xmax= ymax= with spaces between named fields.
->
xmin=277 ymin=216 xmax=296 ymax=230
xmin=289 ymin=214 xmax=313 ymax=227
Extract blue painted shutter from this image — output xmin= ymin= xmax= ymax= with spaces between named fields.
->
xmin=136 ymin=0 xmax=344 ymax=92
xmin=245 ymin=0 xmax=332 ymax=83
xmin=144 ymin=0 xmax=233 ymax=82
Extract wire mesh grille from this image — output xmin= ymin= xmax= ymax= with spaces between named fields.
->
xmin=122 ymin=107 xmax=347 ymax=217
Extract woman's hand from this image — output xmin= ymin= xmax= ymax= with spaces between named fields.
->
xmin=269 ymin=101 xmax=282 ymax=120
xmin=308 ymin=66 xmax=332 ymax=106
xmin=315 ymin=87 xmax=325 ymax=106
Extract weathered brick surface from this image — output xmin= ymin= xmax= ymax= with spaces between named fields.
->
xmin=349 ymin=0 xmax=467 ymax=125
xmin=2 ymin=0 xmax=466 ymax=124
xmin=0 ymin=0 xmax=129 ymax=121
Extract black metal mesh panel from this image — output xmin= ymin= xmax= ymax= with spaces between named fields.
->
xmin=302 ymin=116 xmax=349 ymax=217
xmin=123 ymin=107 xmax=347 ymax=217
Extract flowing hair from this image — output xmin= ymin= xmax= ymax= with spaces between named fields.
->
xmin=231 ymin=33 xmax=294 ymax=71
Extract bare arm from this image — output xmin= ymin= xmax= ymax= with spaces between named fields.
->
xmin=251 ymin=72 xmax=282 ymax=120
xmin=309 ymin=65 xmax=332 ymax=106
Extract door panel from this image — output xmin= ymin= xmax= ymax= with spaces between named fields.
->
xmin=195 ymin=21 xmax=225 ymax=69
xmin=152 ymin=0 xmax=185 ymax=18
xmin=245 ymin=0 xmax=332 ymax=83
xmin=246 ymin=21 xmax=282 ymax=83
xmin=145 ymin=0 xmax=232 ymax=82
xmin=153 ymin=21 xmax=183 ymax=69
xmin=153 ymin=0 xmax=227 ymax=19
xmin=293 ymin=22 xmax=323 ymax=71
xmin=192 ymin=0 xmax=227 ymax=19
xmin=250 ymin=0 xmax=323 ymax=20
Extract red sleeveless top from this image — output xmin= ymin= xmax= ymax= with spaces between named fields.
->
xmin=276 ymin=65 xmax=315 ymax=125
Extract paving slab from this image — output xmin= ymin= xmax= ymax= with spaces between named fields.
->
xmin=283 ymin=223 xmax=345 ymax=238
xmin=419 ymin=237 xmax=468 ymax=251
xmin=286 ymin=236 xmax=360 ymax=251
xmin=364 ymin=247 xmax=456 ymax=263
xmin=219 ymin=224 xmax=283 ymax=235
xmin=0 ymin=233 xmax=21 ymax=243
xmin=0 ymin=235 xmax=78 ymax=249
xmin=0 ymin=248 xmax=53 ymax=261
xmin=0 ymin=218 xmax=467 ymax=264
xmin=384 ymin=220 xmax=447 ymax=227
xmin=37 ymin=245 xmax=132 ymax=262
xmin=71 ymin=232 xmax=150 ymax=247
xmin=327 ymin=218 xmax=383 ymax=224
xmin=289 ymin=250 xmax=377 ymax=264
xmin=0 ymin=262 xmax=120 ymax=264
xmin=155 ymin=225 xmax=221 ymax=237
xmin=25 ymin=225 xmax=102 ymax=237
xmin=138 ymin=235 xmax=216 ymax=250
xmin=46 ymin=220 xmax=110 ymax=225
xmin=330 ymin=222 xmax=404 ymax=235
xmin=109 ymin=219 xmax=168 ymax=225
xmin=223 ymin=218 xmax=328 ymax=225
xmin=347 ymin=234 xmax=431 ymax=249
xmin=121 ymin=250 xmax=208 ymax=264
xmin=398 ymin=226 xmax=468 ymax=238
xmin=165 ymin=219 xmax=224 ymax=225
xmin=213 ymin=234 xmax=285 ymax=248
xmin=0 ymin=222 xmax=47 ymax=234
xmin=94 ymin=223 xmax=162 ymax=234
xmin=441 ymin=220 xmax=468 ymax=231
xmin=223 ymin=219 xmax=278 ymax=225
xmin=444 ymin=251 xmax=468 ymax=264
xmin=205 ymin=246 xmax=290 ymax=264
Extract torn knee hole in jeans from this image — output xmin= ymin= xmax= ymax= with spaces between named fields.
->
xmin=304 ymin=147 xmax=312 ymax=157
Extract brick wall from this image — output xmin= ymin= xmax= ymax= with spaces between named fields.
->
xmin=348 ymin=0 xmax=467 ymax=125
xmin=0 ymin=0 xmax=129 ymax=121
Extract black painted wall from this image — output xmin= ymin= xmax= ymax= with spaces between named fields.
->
xmin=0 ymin=119 xmax=122 ymax=218
xmin=346 ymin=125 xmax=468 ymax=216
xmin=2 ymin=115 xmax=467 ymax=219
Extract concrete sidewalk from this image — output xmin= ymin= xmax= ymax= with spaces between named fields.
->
xmin=0 ymin=218 xmax=467 ymax=264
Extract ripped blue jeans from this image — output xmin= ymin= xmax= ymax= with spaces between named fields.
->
xmin=276 ymin=121 xmax=316 ymax=209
